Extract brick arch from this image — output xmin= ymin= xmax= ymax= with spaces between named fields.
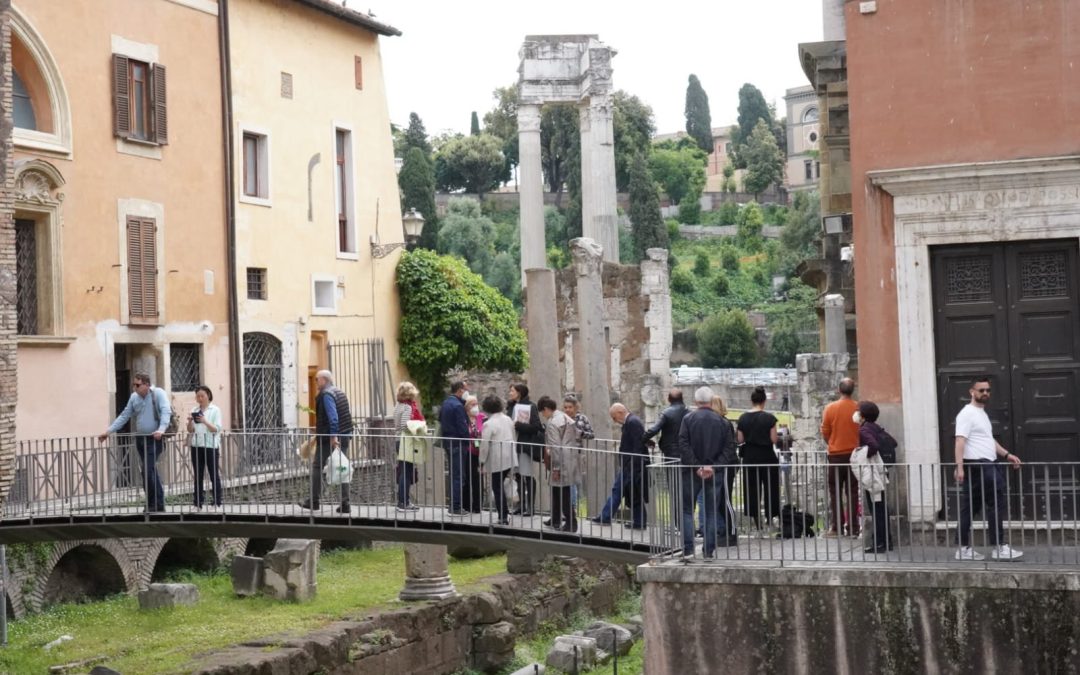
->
xmin=149 ymin=538 xmax=220 ymax=582
xmin=37 ymin=541 xmax=131 ymax=609
xmin=5 ymin=589 xmax=26 ymax=620
xmin=215 ymin=538 xmax=247 ymax=561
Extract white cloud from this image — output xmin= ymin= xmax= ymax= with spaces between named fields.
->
xmin=376 ymin=1 xmax=823 ymax=137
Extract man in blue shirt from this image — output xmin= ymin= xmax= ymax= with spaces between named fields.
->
xmin=99 ymin=372 xmax=171 ymax=513
xmin=438 ymin=381 xmax=470 ymax=516
xmin=300 ymin=370 xmax=354 ymax=513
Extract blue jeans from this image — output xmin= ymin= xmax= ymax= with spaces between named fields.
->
xmin=397 ymin=460 xmax=416 ymax=508
xmin=135 ymin=435 xmax=165 ymax=512
xmin=445 ymin=442 xmax=467 ymax=511
xmin=682 ymin=468 xmax=736 ymax=556
xmin=598 ymin=471 xmax=624 ymax=522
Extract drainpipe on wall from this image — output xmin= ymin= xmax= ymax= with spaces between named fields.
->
xmin=218 ymin=0 xmax=243 ymax=427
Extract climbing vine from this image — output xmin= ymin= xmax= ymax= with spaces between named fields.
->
xmin=396 ymin=249 xmax=528 ymax=406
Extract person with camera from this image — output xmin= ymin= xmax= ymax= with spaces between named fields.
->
xmin=188 ymin=385 xmax=223 ymax=510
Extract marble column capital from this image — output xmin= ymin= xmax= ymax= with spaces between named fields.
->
xmin=570 ymin=237 xmax=604 ymax=277
xmin=517 ymin=103 xmax=542 ymax=133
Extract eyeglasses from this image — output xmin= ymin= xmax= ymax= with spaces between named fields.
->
xmin=132 ymin=382 xmax=148 ymax=389
xmin=975 ymin=388 xmax=991 ymax=393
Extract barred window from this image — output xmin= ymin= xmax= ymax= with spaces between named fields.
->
xmin=247 ymin=267 xmax=267 ymax=300
xmin=170 ymin=343 xmax=201 ymax=392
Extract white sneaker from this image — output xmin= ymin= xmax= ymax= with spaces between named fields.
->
xmin=991 ymin=544 xmax=1023 ymax=561
xmin=955 ymin=546 xmax=985 ymax=561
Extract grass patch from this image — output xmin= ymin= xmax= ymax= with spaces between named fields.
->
xmin=0 ymin=546 xmax=506 ymax=675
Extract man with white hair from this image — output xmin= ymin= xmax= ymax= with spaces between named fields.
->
xmin=299 ymin=369 xmax=354 ymax=513
xmin=678 ymin=386 xmax=738 ymax=557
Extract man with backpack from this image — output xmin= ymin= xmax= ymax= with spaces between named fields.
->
xmin=100 ymin=372 xmax=172 ymax=513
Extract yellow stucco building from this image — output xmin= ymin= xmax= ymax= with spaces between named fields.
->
xmin=227 ymin=0 xmax=406 ymax=429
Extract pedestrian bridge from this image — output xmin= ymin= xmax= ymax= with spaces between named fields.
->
xmin=4 ymin=431 xmax=1080 ymax=569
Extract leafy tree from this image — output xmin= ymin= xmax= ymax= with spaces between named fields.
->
xmin=742 ymin=120 xmax=784 ymax=199
xmin=470 ymin=111 xmax=481 ymax=136
xmin=737 ymin=201 xmax=765 ymax=251
xmin=486 ymin=251 xmax=520 ymax=305
xmin=541 ymin=104 xmax=580 ymax=196
xmin=768 ymin=324 xmax=802 ymax=367
xmin=721 ymin=244 xmax=740 ymax=272
xmin=613 ymin=91 xmax=656 ymax=191
xmin=693 ymin=252 xmax=710 ymax=276
xmin=544 ymin=206 xmax=568 ymax=252
xmin=698 ymin=310 xmax=758 ymax=367
xmin=627 ymin=152 xmax=668 ymax=261
xmin=722 ymin=164 xmax=738 ymax=193
xmin=684 ymin=74 xmax=713 ymax=154
xmin=648 ymin=144 xmax=707 ymax=206
xmin=399 ymin=147 xmax=438 ymax=249
xmin=547 ymin=246 xmax=569 ymax=269
xmin=666 ymin=218 xmax=681 ymax=243
xmin=483 ymin=86 xmax=519 ymax=185
xmin=712 ymin=271 xmax=730 ymax=297
xmin=730 ymin=83 xmax=772 ymax=168
xmin=433 ymin=134 xmax=505 ymax=198
xmin=780 ymin=190 xmax=822 ymax=261
xmin=678 ymin=198 xmax=701 ymax=225
xmin=671 ymin=267 xmax=695 ymax=293
xmin=436 ymin=197 xmax=496 ymax=276
xmin=717 ymin=200 xmax=740 ymax=225
xmin=402 ymin=112 xmax=432 ymax=159
xmin=396 ymin=249 xmax=528 ymax=406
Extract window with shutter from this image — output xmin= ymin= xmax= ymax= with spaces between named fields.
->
xmin=354 ymin=56 xmax=363 ymax=90
xmin=112 ymin=54 xmax=167 ymax=146
xmin=126 ymin=216 xmax=160 ymax=324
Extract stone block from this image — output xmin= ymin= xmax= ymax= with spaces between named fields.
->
xmin=506 ymin=549 xmax=545 ymax=574
xmin=138 ymin=583 xmax=199 ymax=610
xmin=262 ymin=539 xmax=318 ymax=602
xmin=582 ymin=620 xmax=633 ymax=656
xmin=472 ymin=621 xmax=517 ymax=672
xmin=230 ymin=555 xmax=264 ymax=597
xmin=469 ymin=591 xmax=504 ymax=624
xmin=545 ymin=635 xmax=598 ymax=673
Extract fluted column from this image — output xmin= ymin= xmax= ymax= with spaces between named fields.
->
xmin=518 ymin=104 xmax=546 ymax=286
xmin=580 ymin=96 xmax=619 ymax=263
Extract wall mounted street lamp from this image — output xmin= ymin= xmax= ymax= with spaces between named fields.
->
xmin=370 ymin=208 xmax=424 ymax=258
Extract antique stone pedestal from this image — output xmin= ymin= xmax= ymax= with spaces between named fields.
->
xmin=399 ymin=543 xmax=457 ymax=601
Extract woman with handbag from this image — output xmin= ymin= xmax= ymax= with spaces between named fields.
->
xmin=508 ymin=383 xmax=544 ymax=517
xmin=479 ymin=396 xmax=516 ymax=525
xmin=394 ymin=382 xmax=425 ymax=511
xmin=854 ymin=401 xmax=892 ymax=554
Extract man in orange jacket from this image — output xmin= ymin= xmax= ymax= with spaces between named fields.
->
xmin=820 ymin=378 xmax=860 ymax=537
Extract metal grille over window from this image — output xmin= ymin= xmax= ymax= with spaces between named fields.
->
xmin=243 ymin=332 xmax=284 ymax=432
xmin=247 ymin=267 xmax=267 ymax=300
xmin=170 ymin=344 xmax=201 ymax=392
xmin=1020 ymin=251 xmax=1068 ymax=298
xmin=15 ymin=219 xmax=38 ymax=335
xmin=945 ymin=256 xmax=992 ymax=303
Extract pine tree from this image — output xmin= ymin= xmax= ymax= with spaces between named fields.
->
xmin=628 ymin=152 xmax=669 ymax=261
xmin=399 ymin=147 xmax=438 ymax=249
xmin=684 ymin=74 xmax=713 ymax=154
xmin=403 ymin=112 xmax=432 ymax=159
xmin=470 ymin=111 xmax=481 ymax=136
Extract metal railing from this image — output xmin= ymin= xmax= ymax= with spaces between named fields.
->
xmin=648 ymin=455 xmax=1080 ymax=567
xmin=6 ymin=432 xmax=1080 ymax=567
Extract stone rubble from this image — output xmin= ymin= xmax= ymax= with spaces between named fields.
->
xmin=137 ymin=583 xmax=199 ymax=610
xmin=261 ymin=539 xmax=318 ymax=602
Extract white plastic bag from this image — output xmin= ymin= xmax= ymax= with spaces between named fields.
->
xmin=504 ymin=474 xmax=519 ymax=507
xmin=325 ymin=447 xmax=353 ymax=485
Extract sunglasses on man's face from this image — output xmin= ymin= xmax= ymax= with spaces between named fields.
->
xmin=974 ymin=388 xmax=991 ymax=394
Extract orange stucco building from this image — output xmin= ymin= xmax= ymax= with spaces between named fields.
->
xmin=12 ymin=0 xmax=231 ymax=440
xmin=842 ymin=0 xmax=1080 ymax=518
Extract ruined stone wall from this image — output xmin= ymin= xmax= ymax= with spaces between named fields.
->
xmin=191 ymin=557 xmax=633 ymax=675
xmin=0 ymin=0 xmax=16 ymax=509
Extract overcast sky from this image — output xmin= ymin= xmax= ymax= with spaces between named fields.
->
xmin=375 ymin=1 xmax=823 ymax=138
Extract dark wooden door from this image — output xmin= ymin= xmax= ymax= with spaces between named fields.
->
xmin=932 ymin=240 xmax=1080 ymax=519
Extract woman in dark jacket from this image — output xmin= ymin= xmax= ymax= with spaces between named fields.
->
xmin=736 ymin=387 xmax=780 ymax=534
xmin=508 ymin=383 xmax=544 ymax=517
xmin=857 ymin=400 xmax=893 ymax=554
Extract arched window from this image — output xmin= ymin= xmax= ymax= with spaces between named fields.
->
xmin=13 ymin=69 xmax=36 ymax=130
xmin=802 ymin=106 xmax=819 ymax=124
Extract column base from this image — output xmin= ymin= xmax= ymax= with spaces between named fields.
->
xmin=399 ymin=575 xmax=458 ymax=602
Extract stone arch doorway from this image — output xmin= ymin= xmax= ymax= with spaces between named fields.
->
xmin=244 ymin=538 xmax=277 ymax=558
xmin=43 ymin=545 xmax=126 ymax=607
xmin=151 ymin=538 xmax=220 ymax=582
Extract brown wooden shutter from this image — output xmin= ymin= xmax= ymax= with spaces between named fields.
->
xmin=113 ymin=54 xmax=131 ymax=138
xmin=354 ymin=56 xmax=362 ymax=90
xmin=152 ymin=63 xmax=168 ymax=145
xmin=126 ymin=216 xmax=160 ymax=324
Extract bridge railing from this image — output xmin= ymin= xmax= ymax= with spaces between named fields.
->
xmin=5 ymin=430 xmax=664 ymax=551
xmin=648 ymin=457 xmax=1080 ymax=567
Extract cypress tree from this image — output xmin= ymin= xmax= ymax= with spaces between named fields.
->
xmin=684 ymin=74 xmax=713 ymax=154
xmin=399 ymin=147 xmax=438 ymax=249
xmin=628 ymin=152 xmax=669 ymax=260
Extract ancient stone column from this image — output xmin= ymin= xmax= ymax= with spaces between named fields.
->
xmin=579 ymin=97 xmax=619 ymax=264
xmin=525 ymin=268 xmax=560 ymax=401
xmin=518 ymin=104 xmax=546 ymax=285
xmin=570 ymin=238 xmax=611 ymax=442
xmin=399 ymin=543 xmax=457 ymax=601
xmin=823 ymin=293 xmax=846 ymax=354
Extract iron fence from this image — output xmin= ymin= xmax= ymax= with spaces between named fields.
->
xmin=327 ymin=338 xmax=394 ymax=422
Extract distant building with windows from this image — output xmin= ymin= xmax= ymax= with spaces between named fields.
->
xmin=784 ymin=84 xmax=820 ymax=192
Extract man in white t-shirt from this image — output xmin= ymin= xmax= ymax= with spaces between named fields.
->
xmin=953 ymin=375 xmax=1023 ymax=561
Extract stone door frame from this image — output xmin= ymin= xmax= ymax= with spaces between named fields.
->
xmin=870 ymin=155 xmax=1080 ymax=521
